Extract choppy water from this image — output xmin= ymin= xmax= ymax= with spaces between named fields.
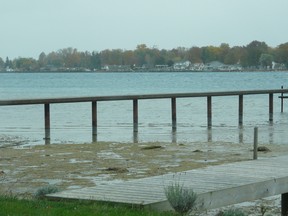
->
xmin=0 ymin=71 xmax=288 ymax=146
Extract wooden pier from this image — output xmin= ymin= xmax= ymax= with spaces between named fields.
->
xmin=47 ymin=155 xmax=288 ymax=215
xmin=1 ymin=88 xmax=288 ymax=144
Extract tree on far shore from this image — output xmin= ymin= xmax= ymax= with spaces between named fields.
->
xmin=3 ymin=40 xmax=288 ymax=71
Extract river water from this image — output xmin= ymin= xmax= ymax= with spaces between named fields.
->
xmin=0 ymin=71 xmax=288 ymax=147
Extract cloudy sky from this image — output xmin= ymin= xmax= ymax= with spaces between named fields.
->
xmin=1 ymin=0 xmax=287 ymax=59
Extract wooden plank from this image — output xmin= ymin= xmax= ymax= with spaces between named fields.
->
xmin=47 ymin=156 xmax=288 ymax=211
xmin=1 ymin=89 xmax=288 ymax=106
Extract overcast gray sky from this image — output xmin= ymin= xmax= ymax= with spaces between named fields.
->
xmin=1 ymin=0 xmax=287 ymax=59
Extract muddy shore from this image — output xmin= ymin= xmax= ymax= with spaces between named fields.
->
xmin=1 ymin=141 xmax=287 ymax=215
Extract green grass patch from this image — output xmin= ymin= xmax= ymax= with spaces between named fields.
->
xmin=0 ymin=196 xmax=174 ymax=216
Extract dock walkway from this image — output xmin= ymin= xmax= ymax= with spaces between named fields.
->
xmin=48 ymin=155 xmax=288 ymax=214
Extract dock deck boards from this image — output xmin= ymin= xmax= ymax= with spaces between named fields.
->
xmin=47 ymin=155 xmax=288 ymax=211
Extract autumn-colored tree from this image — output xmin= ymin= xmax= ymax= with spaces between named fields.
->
xmin=186 ymin=47 xmax=202 ymax=63
xmin=224 ymin=46 xmax=245 ymax=65
xmin=122 ymin=50 xmax=136 ymax=66
xmin=38 ymin=52 xmax=47 ymax=68
xmin=3 ymin=40 xmax=288 ymax=71
xmin=201 ymin=46 xmax=220 ymax=63
xmin=14 ymin=57 xmax=38 ymax=71
xmin=46 ymin=51 xmax=63 ymax=67
xmin=135 ymin=44 xmax=149 ymax=66
xmin=244 ymin=41 xmax=268 ymax=67
xmin=274 ymin=42 xmax=288 ymax=68
xmin=218 ymin=43 xmax=230 ymax=63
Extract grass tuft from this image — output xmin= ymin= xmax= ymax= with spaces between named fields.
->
xmin=164 ymin=181 xmax=197 ymax=215
xmin=34 ymin=185 xmax=60 ymax=199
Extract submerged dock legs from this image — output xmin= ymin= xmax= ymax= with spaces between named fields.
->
xmin=44 ymin=103 xmax=50 ymax=145
xmin=239 ymin=95 xmax=243 ymax=125
xmin=171 ymin=97 xmax=177 ymax=131
xmin=269 ymin=93 xmax=273 ymax=122
xmin=207 ymin=96 xmax=212 ymax=128
xmin=92 ymin=101 xmax=97 ymax=142
xmin=37 ymin=91 xmax=279 ymax=144
xmin=133 ymin=99 xmax=138 ymax=133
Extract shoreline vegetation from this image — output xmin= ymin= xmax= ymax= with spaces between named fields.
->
xmin=1 ymin=68 xmax=288 ymax=73
xmin=1 ymin=40 xmax=288 ymax=73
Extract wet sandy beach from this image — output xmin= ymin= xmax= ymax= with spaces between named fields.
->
xmin=1 ymin=141 xmax=287 ymax=215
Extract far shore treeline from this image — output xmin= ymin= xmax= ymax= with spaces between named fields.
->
xmin=1 ymin=40 xmax=288 ymax=72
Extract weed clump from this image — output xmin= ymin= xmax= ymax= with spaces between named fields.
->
xmin=164 ymin=181 xmax=197 ymax=215
xmin=34 ymin=185 xmax=59 ymax=199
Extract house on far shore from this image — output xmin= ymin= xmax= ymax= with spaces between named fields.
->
xmin=204 ymin=61 xmax=226 ymax=71
xmin=5 ymin=66 xmax=14 ymax=72
xmin=203 ymin=61 xmax=242 ymax=71
xmin=102 ymin=65 xmax=132 ymax=72
xmin=272 ymin=61 xmax=286 ymax=70
xmin=173 ymin=61 xmax=191 ymax=70
xmin=190 ymin=63 xmax=205 ymax=71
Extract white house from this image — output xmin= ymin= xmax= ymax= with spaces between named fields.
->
xmin=173 ymin=61 xmax=191 ymax=70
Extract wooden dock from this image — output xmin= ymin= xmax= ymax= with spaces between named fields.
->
xmin=1 ymin=88 xmax=288 ymax=144
xmin=47 ymin=155 xmax=288 ymax=214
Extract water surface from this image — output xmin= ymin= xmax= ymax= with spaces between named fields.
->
xmin=0 ymin=71 xmax=288 ymax=146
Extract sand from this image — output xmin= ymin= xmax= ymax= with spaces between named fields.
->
xmin=1 ymin=141 xmax=287 ymax=215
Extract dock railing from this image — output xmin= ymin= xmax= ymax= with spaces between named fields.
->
xmin=1 ymin=88 xmax=288 ymax=144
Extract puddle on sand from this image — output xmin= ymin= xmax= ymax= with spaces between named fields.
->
xmin=69 ymin=159 xmax=93 ymax=164
xmin=97 ymin=151 xmax=124 ymax=159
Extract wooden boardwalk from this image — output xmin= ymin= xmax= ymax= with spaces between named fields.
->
xmin=47 ymin=155 xmax=288 ymax=213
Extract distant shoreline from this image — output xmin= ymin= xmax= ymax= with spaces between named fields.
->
xmin=1 ymin=69 xmax=287 ymax=73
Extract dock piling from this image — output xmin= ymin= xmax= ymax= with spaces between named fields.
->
xmin=92 ymin=101 xmax=97 ymax=142
xmin=207 ymin=96 xmax=212 ymax=128
xmin=44 ymin=103 xmax=50 ymax=144
xmin=239 ymin=95 xmax=243 ymax=125
xmin=171 ymin=97 xmax=177 ymax=131
xmin=253 ymin=127 xmax=258 ymax=160
xmin=133 ymin=99 xmax=138 ymax=133
xmin=1 ymin=89 xmax=287 ymax=144
xmin=269 ymin=93 xmax=273 ymax=122
xmin=281 ymin=86 xmax=284 ymax=113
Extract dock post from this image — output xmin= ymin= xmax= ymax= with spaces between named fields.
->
xmin=92 ymin=101 xmax=97 ymax=142
xmin=133 ymin=99 xmax=138 ymax=133
xmin=207 ymin=96 xmax=212 ymax=128
xmin=238 ymin=95 xmax=243 ymax=125
xmin=269 ymin=93 xmax=273 ymax=122
xmin=133 ymin=132 xmax=138 ymax=143
xmin=282 ymin=193 xmax=288 ymax=216
xmin=171 ymin=97 xmax=177 ymax=131
xmin=44 ymin=103 xmax=50 ymax=145
xmin=253 ymin=127 xmax=258 ymax=160
xmin=281 ymin=86 xmax=284 ymax=113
